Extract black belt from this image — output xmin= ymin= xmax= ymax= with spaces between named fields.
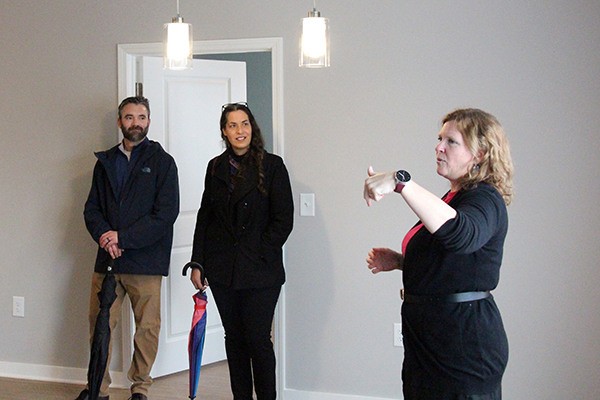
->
xmin=401 ymin=289 xmax=491 ymax=303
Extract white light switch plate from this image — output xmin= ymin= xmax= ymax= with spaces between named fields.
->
xmin=300 ymin=193 xmax=315 ymax=216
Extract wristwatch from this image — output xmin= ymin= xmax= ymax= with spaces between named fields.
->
xmin=395 ymin=170 xmax=411 ymax=185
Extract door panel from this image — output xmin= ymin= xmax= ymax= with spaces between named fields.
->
xmin=142 ymin=56 xmax=247 ymax=377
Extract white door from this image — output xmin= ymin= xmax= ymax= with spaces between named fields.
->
xmin=141 ymin=56 xmax=247 ymax=377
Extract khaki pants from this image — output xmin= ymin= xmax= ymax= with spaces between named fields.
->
xmin=88 ymin=272 xmax=162 ymax=397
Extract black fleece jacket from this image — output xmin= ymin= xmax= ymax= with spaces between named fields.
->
xmin=84 ymin=139 xmax=179 ymax=276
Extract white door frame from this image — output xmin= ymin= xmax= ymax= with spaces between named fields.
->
xmin=117 ymin=38 xmax=284 ymax=155
xmin=116 ymin=37 xmax=287 ymax=392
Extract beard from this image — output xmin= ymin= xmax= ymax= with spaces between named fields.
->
xmin=121 ymin=125 xmax=149 ymax=143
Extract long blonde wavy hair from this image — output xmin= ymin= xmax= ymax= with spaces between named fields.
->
xmin=443 ymin=108 xmax=514 ymax=205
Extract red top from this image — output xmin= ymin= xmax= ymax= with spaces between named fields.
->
xmin=401 ymin=191 xmax=458 ymax=255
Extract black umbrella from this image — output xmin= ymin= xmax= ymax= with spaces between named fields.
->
xmin=87 ymin=261 xmax=117 ymax=400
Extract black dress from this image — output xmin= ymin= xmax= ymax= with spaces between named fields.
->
xmin=401 ymin=183 xmax=509 ymax=398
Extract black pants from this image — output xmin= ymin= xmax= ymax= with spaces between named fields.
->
xmin=403 ymin=385 xmax=501 ymax=400
xmin=210 ymin=284 xmax=281 ymax=400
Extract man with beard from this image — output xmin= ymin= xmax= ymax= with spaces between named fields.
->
xmin=77 ymin=96 xmax=179 ymax=400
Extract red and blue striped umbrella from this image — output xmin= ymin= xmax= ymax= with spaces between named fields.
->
xmin=188 ymin=290 xmax=207 ymax=399
xmin=183 ymin=262 xmax=207 ymax=400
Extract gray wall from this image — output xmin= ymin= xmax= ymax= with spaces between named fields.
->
xmin=1 ymin=1 xmax=599 ymax=399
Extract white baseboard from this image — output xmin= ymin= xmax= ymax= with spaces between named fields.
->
xmin=0 ymin=361 xmax=129 ymax=389
xmin=282 ymin=388 xmax=399 ymax=400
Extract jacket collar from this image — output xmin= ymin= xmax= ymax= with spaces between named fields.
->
xmin=96 ymin=139 xmax=159 ymax=166
xmin=94 ymin=139 xmax=161 ymax=198
xmin=212 ymin=151 xmax=260 ymax=207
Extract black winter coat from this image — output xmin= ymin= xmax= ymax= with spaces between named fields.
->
xmin=191 ymin=151 xmax=294 ymax=289
xmin=84 ymin=140 xmax=179 ymax=276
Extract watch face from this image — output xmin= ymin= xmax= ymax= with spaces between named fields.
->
xmin=396 ymin=170 xmax=411 ymax=183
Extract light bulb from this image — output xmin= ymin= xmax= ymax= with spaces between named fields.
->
xmin=166 ymin=23 xmax=191 ymax=60
xmin=302 ymin=17 xmax=327 ymax=58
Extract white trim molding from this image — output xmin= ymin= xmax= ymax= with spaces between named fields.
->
xmin=117 ymin=37 xmax=284 ymax=155
xmin=0 ymin=361 xmax=128 ymax=389
xmin=283 ymin=388 xmax=400 ymax=400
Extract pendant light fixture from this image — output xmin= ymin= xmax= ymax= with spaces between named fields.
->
xmin=164 ymin=0 xmax=193 ymax=70
xmin=299 ymin=1 xmax=330 ymax=68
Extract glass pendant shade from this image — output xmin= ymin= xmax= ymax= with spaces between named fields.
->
xmin=300 ymin=10 xmax=330 ymax=68
xmin=163 ymin=17 xmax=193 ymax=70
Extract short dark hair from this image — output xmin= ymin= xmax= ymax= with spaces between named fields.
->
xmin=118 ymin=96 xmax=150 ymax=119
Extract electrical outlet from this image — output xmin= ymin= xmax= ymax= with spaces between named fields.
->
xmin=13 ymin=296 xmax=25 ymax=318
xmin=394 ymin=322 xmax=403 ymax=347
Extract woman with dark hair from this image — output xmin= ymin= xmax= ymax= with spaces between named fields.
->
xmin=364 ymin=109 xmax=514 ymax=399
xmin=189 ymin=103 xmax=294 ymax=400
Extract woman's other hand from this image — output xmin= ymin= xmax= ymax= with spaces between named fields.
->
xmin=367 ymin=247 xmax=403 ymax=273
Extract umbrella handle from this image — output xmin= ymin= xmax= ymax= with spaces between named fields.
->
xmin=183 ymin=261 xmax=205 ymax=283
xmin=107 ymin=258 xmax=115 ymax=273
